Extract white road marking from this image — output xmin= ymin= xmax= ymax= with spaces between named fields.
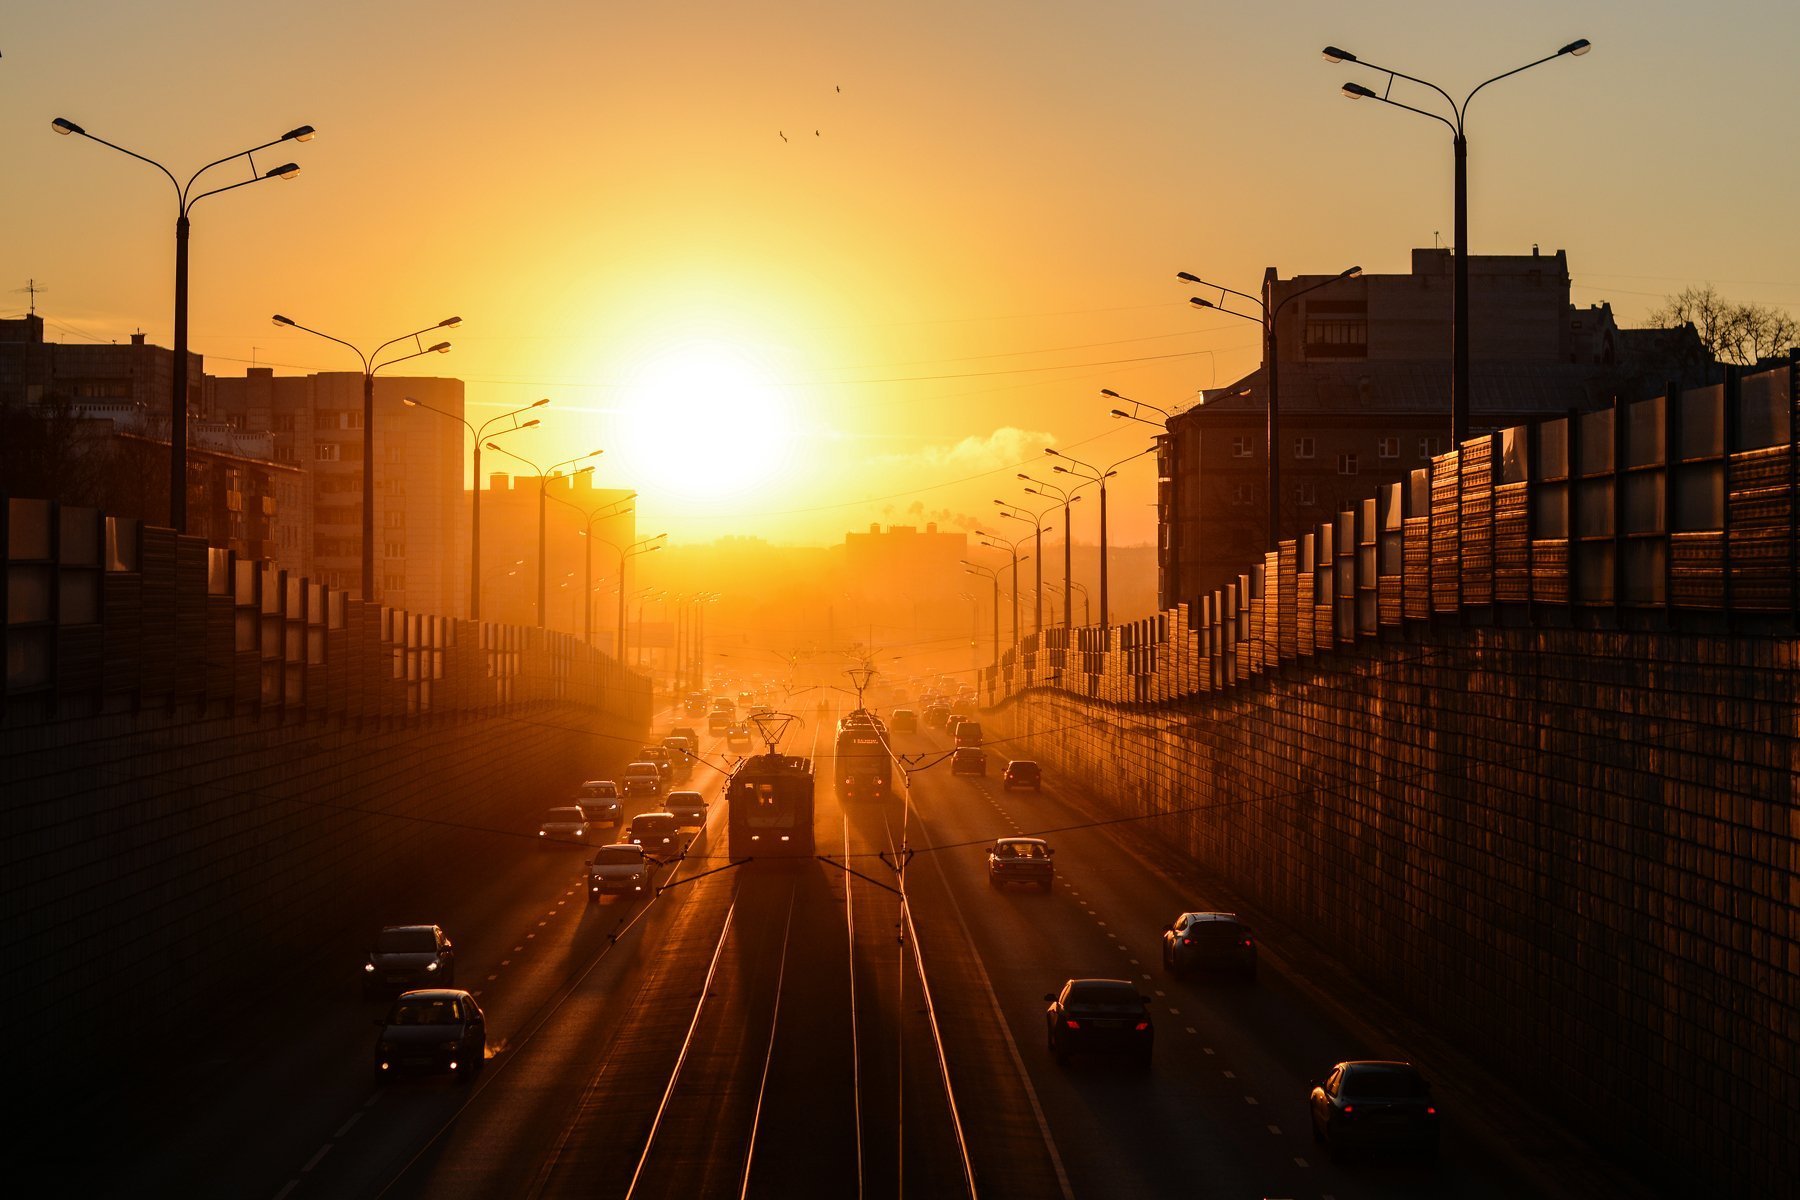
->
xmin=1154 ymin=989 xmax=1165 ymax=997
xmin=335 ymin=1113 xmax=362 ymax=1137
xmin=362 ymin=1094 xmax=380 ymax=1109
xmin=1244 ymin=1096 xmax=1259 ymax=1105
xmin=513 ymin=945 xmax=524 ymax=952
xmin=1266 ymin=1124 xmax=1281 ymax=1135
xmin=1169 ymin=1008 xmax=1180 ymax=1015
xmin=1140 ymin=973 xmax=1151 ymax=980
xmin=272 ymin=1180 xmax=299 ymax=1200
xmin=1185 ymin=1027 xmax=1197 ymax=1034
xmin=501 ymin=959 xmax=511 ymax=966
xmin=303 ymin=1144 xmax=331 ymax=1172
xmin=1129 ymin=958 xmax=1140 ymax=965
xmin=1295 ymin=1157 xmax=1310 ymax=1168
xmin=486 ymin=974 xmax=498 ymax=981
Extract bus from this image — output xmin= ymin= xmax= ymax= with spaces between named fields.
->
xmin=835 ymin=712 xmax=892 ymax=801
xmin=727 ymin=753 xmax=816 ymax=860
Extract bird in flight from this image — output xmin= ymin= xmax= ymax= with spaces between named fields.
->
xmin=814 ymin=129 xmax=820 ymax=137
xmin=779 ymin=131 xmax=788 ymax=142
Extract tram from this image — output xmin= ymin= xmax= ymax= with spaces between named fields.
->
xmin=834 ymin=711 xmax=892 ymax=801
xmin=726 ymin=752 xmax=816 ymax=860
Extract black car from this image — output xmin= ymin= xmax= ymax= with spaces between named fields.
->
xmin=1044 ymin=979 xmax=1152 ymax=1067
xmin=629 ymin=812 xmax=682 ymax=858
xmin=1309 ymin=1060 xmax=1440 ymax=1162
xmin=988 ymin=837 xmax=1054 ymax=890
xmin=891 ymin=708 xmax=918 ymax=733
xmin=374 ymin=989 xmax=485 ymax=1083
xmin=363 ymin=924 xmax=455 ymax=998
xmin=951 ymin=747 xmax=987 ymax=776
xmin=923 ymin=704 xmax=950 ymax=729
xmin=1001 ymin=760 xmax=1041 ymax=791
xmin=1161 ymin=912 xmax=1257 ymax=981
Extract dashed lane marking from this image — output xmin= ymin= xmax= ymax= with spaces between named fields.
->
xmin=513 ymin=946 xmax=524 ymax=953
xmin=362 ymin=1094 xmax=380 ymax=1109
xmin=1266 ymin=1124 xmax=1281 ymax=1135
xmin=1169 ymin=1008 xmax=1180 ymax=1015
xmin=1185 ymin=1027 xmax=1196 ymax=1034
xmin=303 ymin=1144 xmax=331 ymax=1172
xmin=1204 ymin=1047 xmax=1215 ymax=1055
xmin=335 ymin=1113 xmax=362 ymax=1137
xmin=1154 ymin=989 xmax=1165 ymax=996
xmin=1244 ymin=1096 xmax=1259 ymax=1105
xmin=486 ymin=974 xmax=498 ymax=981
xmin=501 ymin=959 xmax=511 ymax=966
xmin=1295 ymin=1157 xmax=1310 ymax=1168
xmin=272 ymin=1181 xmax=299 ymax=1200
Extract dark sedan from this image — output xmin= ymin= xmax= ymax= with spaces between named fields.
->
xmin=1044 ymin=979 xmax=1152 ymax=1067
xmin=362 ymin=924 xmax=455 ymax=999
xmin=950 ymin=747 xmax=987 ymax=776
xmin=1161 ymin=911 xmax=1257 ymax=981
xmin=1001 ymin=759 xmax=1041 ymax=791
xmin=1309 ymin=1060 xmax=1441 ymax=1162
xmin=374 ymin=989 xmax=486 ymax=1083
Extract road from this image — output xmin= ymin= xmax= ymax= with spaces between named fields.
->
xmin=39 ymin=695 xmax=1624 ymax=1200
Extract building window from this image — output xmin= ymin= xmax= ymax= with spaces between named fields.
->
xmin=1230 ymin=437 xmax=1253 ymax=459
xmin=1294 ymin=437 xmax=1315 ymax=460
xmin=1303 ymin=318 xmax=1368 ymax=358
xmin=1295 ymin=484 xmax=1317 ymax=506
xmin=384 ymin=510 xmax=406 ymax=529
xmin=272 ymin=413 xmax=296 ymax=433
xmin=333 ymin=411 xmax=363 ymax=430
xmin=1231 ymin=485 xmax=1254 ymax=507
xmin=1419 ymin=436 xmax=1444 ymax=458
xmin=1378 ymin=437 xmax=1399 ymax=459
xmin=315 ymin=443 xmax=340 ymax=462
xmin=1337 ymin=453 xmax=1359 ymax=476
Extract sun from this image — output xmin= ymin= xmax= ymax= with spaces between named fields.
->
xmin=614 ymin=340 xmax=799 ymax=502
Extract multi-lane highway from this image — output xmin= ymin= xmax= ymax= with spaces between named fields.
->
xmin=54 ymin=697 xmax=1624 ymax=1200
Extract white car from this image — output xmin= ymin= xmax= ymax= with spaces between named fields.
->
xmin=537 ymin=805 xmax=592 ymax=844
xmin=586 ymin=843 xmax=651 ymax=900
xmin=574 ymin=780 xmax=622 ymax=825
xmin=664 ymin=791 xmax=708 ymax=827
xmin=622 ymin=761 xmax=662 ymax=797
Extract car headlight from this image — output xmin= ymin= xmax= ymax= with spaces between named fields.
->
xmin=425 ymin=961 xmax=439 ymax=972
xmin=364 ymin=962 xmax=376 ymax=973
xmin=538 ymin=830 xmax=546 ymax=837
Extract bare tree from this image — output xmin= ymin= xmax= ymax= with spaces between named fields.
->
xmin=1649 ymin=285 xmax=1799 ymax=366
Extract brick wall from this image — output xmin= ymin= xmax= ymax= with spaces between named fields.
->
xmin=985 ymin=626 xmax=1798 ymax=1197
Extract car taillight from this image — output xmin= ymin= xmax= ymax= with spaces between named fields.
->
xmin=1064 ymin=1019 xmax=1080 ymax=1030
xmin=1341 ymin=1104 xmax=1354 ymax=1115
xmin=1134 ymin=1021 xmax=1149 ymax=1031
xmin=1181 ymin=937 xmax=1193 ymax=945
xmin=1426 ymin=1106 xmax=1437 ymax=1116
xmin=1241 ymin=937 xmax=1254 ymax=946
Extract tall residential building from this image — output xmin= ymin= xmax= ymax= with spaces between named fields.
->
xmin=1157 ymin=247 xmax=1720 ymax=607
xmin=476 ymin=472 xmax=636 ymax=638
xmin=206 ymin=369 xmax=467 ymax=615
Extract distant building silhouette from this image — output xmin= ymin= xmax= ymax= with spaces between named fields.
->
xmin=1157 ymin=248 xmax=1723 ymax=607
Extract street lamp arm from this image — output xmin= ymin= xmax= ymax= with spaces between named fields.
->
xmin=1464 ymin=40 xmax=1589 ymax=117
xmin=1190 ymin=295 xmax=1265 ymax=326
xmin=1344 ymin=82 xmax=1459 ymax=134
xmin=373 ymin=336 xmax=454 ymax=375
xmin=53 ymin=122 xmax=183 ymax=197
xmin=182 ymin=128 xmax=310 ymax=198
xmin=1177 ymin=272 xmax=1261 ymax=309
xmin=1271 ymin=266 xmax=1365 ymax=317
xmin=271 ymin=316 xmax=372 ymax=372
xmin=1330 ymin=50 xmax=1460 ymax=119
xmin=186 ymin=165 xmax=296 ymax=213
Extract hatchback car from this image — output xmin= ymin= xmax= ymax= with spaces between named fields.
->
xmin=628 ymin=811 xmax=683 ymax=857
xmin=950 ymin=747 xmax=987 ymax=776
xmin=587 ymin=842 xmax=651 ymax=900
xmin=374 ymin=989 xmax=485 ymax=1083
xmin=1162 ymin=912 xmax=1257 ymax=981
xmin=988 ymin=837 xmax=1054 ymax=890
xmin=621 ymin=762 xmax=662 ymax=797
xmin=363 ymin=924 xmax=456 ymax=998
xmin=664 ymin=790 xmax=709 ymax=827
xmin=1309 ymin=1060 xmax=1440 ymax=1162
xmin=1001 ymin=760 xmax=1042 ymax=791
xmin=1044 ymin=979 xmax=1152 ymax=1067
xmin=574 ymin=780 xmax=622 ymax=825
xmin=891 ymin=708 xmax=918 ymax=733
xmin=538 ymin=805 xmax=592 ymax=843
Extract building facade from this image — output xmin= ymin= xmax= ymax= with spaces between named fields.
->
xmin=476 ymin=472 xmax=636 ymax=639
xmin=1157 ymin=248 xmax=1719 ymax=607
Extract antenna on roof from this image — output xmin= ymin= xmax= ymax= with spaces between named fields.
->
xmin=12 ymin=278 xmax=48 ymax=315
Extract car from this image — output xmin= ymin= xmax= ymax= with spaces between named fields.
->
xmin=737 ymin=690 xmax=755 ymax=707
xmin=363 ymin=924 xmax=456 ymax=998
xmin=953 ymin=719 xmax=983 ymax=748
xmin=891 ymin=708 xmax=918 ymax=733
xmin=1162 ymin=912 xmax=1257 ymax=981
xmin=669 ymin=725 xmax=701 ymax=747
xmin=538 ymin=805 xmax=592 ymax=843
xmin=951 ymin=747 xmax=987 ymax=776
xmin=1044 ymin=979 xmax=1152 ymax=1067
xmin=1001 ymin=760 xmax=1041 ymax=791
xmin=574 ymin=780 xmax=622 ymax=825
xmin=586 ymin=843 xmax=651 ymax=900
xmin=946 ymin=714 xmax=964 ymax=738
xmin=683 ymin=692 xmax=708 ymax=717
xmin=661 ymin=736 xmax=695 ymax=778
xmin=725 ymin=723 xmax=753 ymax=751
xmin=639 ymin=746 xmax=676 ymax=776
xmin=708 ymin=711 xmax=731 ymax=734
xmin=664 ymin=790 xmax=708 ymax=827
xmin=923 ymin=704 xmax=950 ymax=729
xmin=987 ymin=837 xmax=1054 ymax=890
xmin=628 ymin=811 xmax=683 ymax=857
xmin=621 ymin=761 xmax=662 ymax=797
xmin=711 ymin=697 xmax=736 ymax=717
xmin=374 ymin=989 xmax=485 ymax=1083
xmin=1309 ymin=1061 xmax=1441 ymax=1162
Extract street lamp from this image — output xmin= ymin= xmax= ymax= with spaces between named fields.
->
xmin=545 ymin=489 xmax=635 ymax=644
xmin=52 ymin=117 xmax=312 ymax=533
xmin=403 ymin=395 xmax=547 ymax=619
xmin=995 ymin=498 xmax=1061 ymax=637
xmin=272 ymin=313 xmax=459 ymax=602
xmin=1326 ymin=37 xmax=1590 ymax=445
xmin=1181 ymin=264 xmax=1361 ymax=550
xmin=1043 ymin=444 xmax=1155 ymax=629
xmin=1019 ymin=473 xmax=1086 ymax=629
xmin=1101 ymin=387 xmax=1174 ymax=424
xmin=975 ymin=529 xmax=1030 ymax=651
xmin=601 ymin=534 xmax=667 ymax=660
xmin=961 ymin=561 xmax=1001 ymax=672
xmin=481 ymin=443 xmax=602 ymax=627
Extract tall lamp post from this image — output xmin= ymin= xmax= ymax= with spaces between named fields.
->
xmin=601 ymin=535 xmax=667 ymax=660
xmin=1326 ymin=37 xmax=1589 ymax=445
xmin=545 ymin=489 xmax=635 ymax=644
xmin=993 ymin=505 xmax=1055 ymax=637
xmin=974 ymin=531 xmax=1029 ymax=651
xmin=1180 ymin=266 xmax=1360 ymax=550
xmin=53 ymin=117 xmax=312 ymax=533
xmin=1019 ymin=474 xmax=1085 ymax=628
xmin=403 ymin=395 xmax=547 ymax=619
xmin=961 ymin=561 xmax=1001 ymax=672
xmin=481 ymin=444 xmax=602 ymax=627
xmin=272 ymin=313 xmax=459 ymax=601
xmin=1044 ymin=444 xmax=1156 ymax=629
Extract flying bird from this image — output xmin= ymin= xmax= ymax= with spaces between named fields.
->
xmin=815 ymin=129 xmax=820 ymax=137
xmin=835 ymin=85 xmax=840 ymax=92
xmin=779 ymin=131 xmax=787 ymax=142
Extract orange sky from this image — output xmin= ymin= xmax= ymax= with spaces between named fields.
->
xmin=6 ymin=1 xmax=1799 ymax=545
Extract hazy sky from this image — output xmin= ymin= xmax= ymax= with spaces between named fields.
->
xmin=6 ymin=1 xmax=1798 ymax=545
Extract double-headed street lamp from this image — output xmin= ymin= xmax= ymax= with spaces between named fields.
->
xmin=1018 ymin=474 xmax=1085 ymax=629
xmin=603 ymin=534 xmax=668 ymax=660
xmin=974 ymin=530 xmax=1030 ymax=653
xmin=403 ymin=395 xmax=548 ymax=619
xmin=481 ymin=444 xmax=602 ymax=627
xmin=52 ymin=117 xmax=312 ymax=533
xmin=545 ymin=489 xmax=635 ymax=644
xmin=961 ymin=560 xmax=1001 ymax=672
xmin=272 ymin=313 xmax=459 ymax=601
xmin=1043 ymin=444 xmax=1155 ymax=630
xmin=1327 ymin=37 xmax=1590 ymax=445
xmin=1180 ymin=265 xmax=1361 ymax=550
xmin=994 ymin=498 xmax=1062 ymax=637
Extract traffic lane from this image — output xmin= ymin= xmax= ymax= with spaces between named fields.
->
xmin=303 ymin=823 xmax=732 ymax=1200
xmin=906 ymin=764 xmax=1256 ymax=1200
xmin=955 ymin=748 xmax=1538 ymax=1198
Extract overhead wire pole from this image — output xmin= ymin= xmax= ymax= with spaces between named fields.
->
xmin=403 ymin=394 xmax=548 ymax=619
xmin=53 ymin=117 xmax=313 ymax=534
